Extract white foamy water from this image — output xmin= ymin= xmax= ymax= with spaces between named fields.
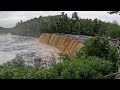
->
xmin=0 ymin=33 xmax=61 ymax=66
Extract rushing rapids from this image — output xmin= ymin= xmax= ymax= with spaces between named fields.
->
xmin=0 ymin=33 xmax=61 ymax=67
xmin=39 ymin=33 xmax=84 ymax=57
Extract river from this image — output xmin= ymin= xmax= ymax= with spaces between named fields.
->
xmin=0 ymin=33 xmax=61 ymax=67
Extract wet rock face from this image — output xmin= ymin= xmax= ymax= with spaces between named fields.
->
xmin=0 ymin=34 xmax=60 ymax=67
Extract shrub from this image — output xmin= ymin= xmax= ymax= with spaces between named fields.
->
xmin=0 ymin=56 xmax=116 ymax=79
xmin=50 ymin=56 xmax=115 ymax=79
xmin=81 ymin=37 xmax=117 ymax=62
xmin=0 ymin=65 xmax=53 ymax=79
xmin=58 ymin=53 xmax=71 ymax=61
xmin=107 ymin=46 xmax=118 ymax=63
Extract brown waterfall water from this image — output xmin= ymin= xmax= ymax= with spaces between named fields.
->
xmin=39 ymin=33 xmax=84 ymax=57
xmin=64 ymin=40 xmax=78 ymax=56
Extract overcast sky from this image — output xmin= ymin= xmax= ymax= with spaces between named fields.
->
xmin=0 ymin=11 xmax=120 ymax=28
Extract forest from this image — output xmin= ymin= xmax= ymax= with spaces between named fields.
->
xmin=0 ymin=12 xmax=120 ymax=38
xmin=12 ymin=12 xmax=120 ymax=38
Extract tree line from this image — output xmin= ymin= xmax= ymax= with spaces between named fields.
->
xmin=1 ymin=12 xmax=120 ymax=38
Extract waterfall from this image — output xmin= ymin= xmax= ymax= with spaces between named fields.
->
xmin=39 ymin=33 xmax=84 ymax=57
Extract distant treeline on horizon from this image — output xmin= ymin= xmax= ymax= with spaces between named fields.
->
xmin=0 ymin=12 xmax=120 ymax=38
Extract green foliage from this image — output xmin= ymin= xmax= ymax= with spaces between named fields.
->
xmin=50 ymin=56 xmax=115 ymax=79
xmin=72 ymin=21 xmax=81 ymax=34
xmin=0 ymin=66 xmax=52 ymax=79
xmin=117 ymin=60 xmax=120 ymax=67
xmin=0 ymin=56 xmax=115 ymax=79
xmin=81 ymin=37 xmax=118 ymax=62
xmin=106 ymin=24 xmax=120 ymax=38
xmin=107 ymin=46 xmax=118 ymax=63
xmin=58 ymin=53 xmax=71 ymax=61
